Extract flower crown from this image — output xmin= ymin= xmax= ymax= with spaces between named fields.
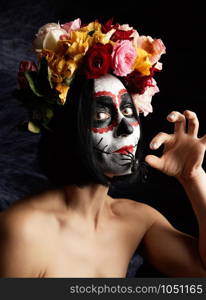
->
xmin=15 ymin=18 xmax=166 ymax=133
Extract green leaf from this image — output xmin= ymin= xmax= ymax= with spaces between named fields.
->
xmin=37 ymin=57 xmax=52 ymax=93
xmin=47 ymin=67 xmax=53 ymax=89
xmin=28 ymin=121 xmax=41 ymax=133
xmin=46 ymin=108 xmax=54 ymax=120
xmin=25 ymin=71 xmax=43 ymax=97
xmin=32 ymin=109 xmax=42 ymax=121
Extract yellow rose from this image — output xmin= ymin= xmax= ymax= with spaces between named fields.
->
xmin=92 ymin=29 xmax=115 ymax=45
xmin=79 ymin=21 xmax=101 ymax=33
xmin=67 ymin=31 xmax=92 ymax=62
xmin=133 ymin=48 xmax=152 ymax=76
xmin=64 ymin=59 xmax=78 ymax=78
xmin=39 ymin=49 xmax=55 ymax=63
xmin=76 ymin=21 xmax=114 ymax=45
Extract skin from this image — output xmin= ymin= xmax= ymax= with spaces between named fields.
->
xmin=0 ymin=110 xmax=206 ymax=277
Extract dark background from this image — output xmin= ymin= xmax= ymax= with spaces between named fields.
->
xmin=0 ymin=0 xmax=205 ymax=276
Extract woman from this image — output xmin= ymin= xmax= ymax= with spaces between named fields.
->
xmin=0 ymin=18 xmax=206 ymax=278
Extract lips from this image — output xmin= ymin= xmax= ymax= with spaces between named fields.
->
xmin=113 ymin=145 xmax=134 ymax=155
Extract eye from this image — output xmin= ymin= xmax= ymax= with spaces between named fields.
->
xmin=122 ymin=106 xmax=134 ymax=117
xmin=95 ymin=112 xmax=110 ymax=121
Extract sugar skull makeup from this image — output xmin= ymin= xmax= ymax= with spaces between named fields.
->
xmin=92 ymin=74 xmax=141 ymax=176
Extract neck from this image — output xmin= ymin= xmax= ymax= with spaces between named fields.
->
xmin=63 ymin=183 xmax=112 ymax=227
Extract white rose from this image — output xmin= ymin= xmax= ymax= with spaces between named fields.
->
xmin=33 ymin=22 xmax=67 ymax=51
xmin=118 ymin=24 xmax=133 ymax=31
xmin=132 ymin=79 xmax=159 ymax=117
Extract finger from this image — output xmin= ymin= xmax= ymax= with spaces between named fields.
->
xmin=149 ymin=132 xmax=171 ymax=150
xmin=167 ymin=111 xmax=186 ymax=133
xmin=145 ymin=155 xmax=164 ymax=170
xmin=183 ymin=110 xmax=199 ymax=137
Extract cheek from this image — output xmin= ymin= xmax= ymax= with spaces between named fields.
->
xmin=133 ymin=125 xmax=141 ymax=141
xmin=130 ymin=120 xmax=139 ymax=127
xmin=92 ymin=130 xmax=114 ymax=148
xmin=92 ymin=124 xmax=140 ymax=150
xmin=125 ymin=124 xmax=141 ymax=148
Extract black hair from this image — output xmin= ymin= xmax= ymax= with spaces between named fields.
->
xmin=38 ymin=73 xmax=147 ymax=188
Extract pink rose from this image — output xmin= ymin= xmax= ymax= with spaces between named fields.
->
xmin=61 ymin=18 xmax=81 ymax=33
xmin=137 ymin=36 xmax=166 ymax=64
xmin=131 ymin=79 xmax=159 ymax=116
xmin=111 ymin=40 xmax=136 ymax=76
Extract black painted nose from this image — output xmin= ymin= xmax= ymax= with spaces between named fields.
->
xmin=116 ymin=118 xmax=134 ymax=137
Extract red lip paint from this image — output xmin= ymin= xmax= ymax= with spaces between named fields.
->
xmin=114 ymin=145 xmax=134 ymax=154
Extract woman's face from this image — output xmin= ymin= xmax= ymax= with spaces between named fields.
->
xmin=91 ymin=74 xmax=140 ymax=176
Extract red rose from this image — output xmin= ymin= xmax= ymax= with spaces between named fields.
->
xmin=101 ymin=18 xmax=119 ymax=33
xmin=102 ymin=19 xmax=134 ymax=42
xmin=123 ymin=69 xmax=156 ymax=94
xmin=17 ymin=60 xmax=37 ymax=89
xmin=111 ymin=29 xmax=134 ymax=42
xmin=83 ymin=43 xmax=113 ymax=79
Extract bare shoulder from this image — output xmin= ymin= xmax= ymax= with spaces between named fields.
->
xmin=0 ymin=204 xmax=54 ymax=239
xmin=0 ymin=189 xmax=61 ymax=235
xmin=112 ymin=197 xmax=166 ymax=228
xmin=0 ymin=190 xmax=60 ymax=277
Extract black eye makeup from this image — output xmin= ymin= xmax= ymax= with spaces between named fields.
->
xmin=92 ymin=93 xmax=138 ymax=128
xmin=120 ymin=93 xmax=136 ymax=119
xmin=93 ymin=96 xmax=114 ymax=127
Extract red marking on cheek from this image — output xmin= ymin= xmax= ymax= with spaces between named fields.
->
xmin=92 ymin=124 xmax=114 ymax=133
xmin=130 ymin=121 xmax=139 ymax=127
xmin=92 ymin=121 xmax=117 ymax=134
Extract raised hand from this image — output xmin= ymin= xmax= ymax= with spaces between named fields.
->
xmin=145 ymin=110 xmax=206 ymax=181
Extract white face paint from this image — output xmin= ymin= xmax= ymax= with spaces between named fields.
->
xmin=91 ymin=74 xmax=141 ymax=176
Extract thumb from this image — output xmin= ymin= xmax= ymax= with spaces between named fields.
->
xmin=145 ymin=155 xmax=164 ymax=170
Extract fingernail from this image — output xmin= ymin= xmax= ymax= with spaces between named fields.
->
xmin=150 ymin=142 xmax=158 ymax=149
xmin=168 ymin=113 xmax=175 ymax=120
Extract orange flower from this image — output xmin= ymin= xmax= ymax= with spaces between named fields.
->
xmin=56 ymin=83 xmax=70 ymax=104
xmin=137 ymin=36 xmax=166 ymax=65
